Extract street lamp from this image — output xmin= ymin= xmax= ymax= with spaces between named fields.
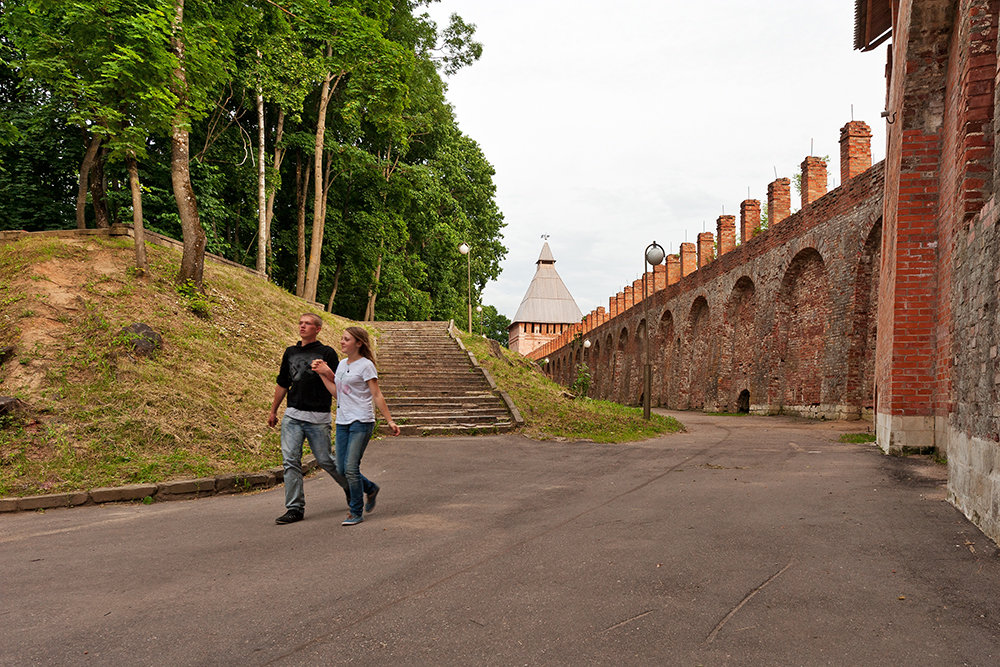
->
xmin=583 ymin=337 xmax=591 ymax=365
xmin=476 ymin=304 xmax=483 ymax=336
xmin=458 ymin=242 xmax=471 ymax=333
xmin=643 ymin=241 xmax=666 ymax=419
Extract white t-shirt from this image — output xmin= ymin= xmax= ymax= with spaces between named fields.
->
xmin=334 ymin=356 xmax=377 ymax=424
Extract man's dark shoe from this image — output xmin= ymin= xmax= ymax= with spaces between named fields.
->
xmin=342 ymin=514 xmax=364 ymax=526
xmin=365 ymin=485 xmax=380 ymax=513
xmin=275 ymin=509 xmax=304 ymax=525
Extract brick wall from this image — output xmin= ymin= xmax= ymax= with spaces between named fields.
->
xmin=532 ymin=155 xmax=884 ymax=418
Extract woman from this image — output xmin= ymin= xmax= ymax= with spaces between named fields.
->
xmin=311 ymin=326 xmax=400 ymax=526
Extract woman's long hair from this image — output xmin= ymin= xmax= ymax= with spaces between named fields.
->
xmin=344 ymin=326 xmax=375 ymax=363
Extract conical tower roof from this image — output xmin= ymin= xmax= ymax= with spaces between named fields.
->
xmin=512 ymin=242 xmax=583 ymax=324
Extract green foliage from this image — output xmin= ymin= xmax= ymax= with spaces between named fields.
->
xmin=460 ymin=333 xmax=684 ymax=443
xmin=0 ymin=0 xmax=505 ymax=323
xmin=570 ymin=363 xmax=591 ymax=398
xmin=175 ymin=279 xmax=211 ymax=318
xmin=476 ymin=304 xmax=510 ymax=345
xmin=838 ymin=432 xmax=876 ymax=443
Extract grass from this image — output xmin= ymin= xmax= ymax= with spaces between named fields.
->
xmin=0 ymin=234 xmax=355 ymax=497
xmin=839 ymin=432 xmax=877 ymax=443
xmin=0 ymin=234 xmax=684 ymax=497
xmin=458 ymin=333 xmax=684 ymax=443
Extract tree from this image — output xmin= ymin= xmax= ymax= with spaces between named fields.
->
xmin=477 ymin=305 xmax=511 ymax=346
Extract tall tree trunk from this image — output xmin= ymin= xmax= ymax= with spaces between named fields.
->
xmin=303 ymin=50 xmax=341 ymax=303
xmin=89 ymin=146 xmax=110 ymax=229
xmin=170 ymin=0 xmax=206 ymax=287
xmin=326 ymin=261 xmax=343 ymax=312
xmin=255 ymin=88 xmax=267 ymax=273
xmin=76 ymin=134 xmax=101 ymax=229
xmin=295 ymin=152 xmax=310 ymax=297
xmin=364 ymin=249 xmax=383 ymax=321
xmin=125 ymin=155 xmax=148 ymax=274
xmin=264 ymin=108 xmax=286 ymax=277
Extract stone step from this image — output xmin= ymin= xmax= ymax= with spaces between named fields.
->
xmin=383 ymin=388 xmax=495 ymax=397
xmin=370 ymin=320 xmax=516 ymax=436
xmin=393 ymin=407 xmax=510 ymax=419
xmin=391 ymin=422 xmax=514 ymax=437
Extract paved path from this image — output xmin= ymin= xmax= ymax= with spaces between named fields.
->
xmin=2 ymin=413 xmax=998 ymax=665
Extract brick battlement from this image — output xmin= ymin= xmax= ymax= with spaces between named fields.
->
xmin=532 ymin=122 xmax=883 ymax=419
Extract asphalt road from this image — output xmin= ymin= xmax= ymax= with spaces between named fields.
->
xmin=2 ymin=412 xmax=998 ymax=666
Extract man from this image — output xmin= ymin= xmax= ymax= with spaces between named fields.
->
xmin=268 ymin=313 xmax=346 ymax=524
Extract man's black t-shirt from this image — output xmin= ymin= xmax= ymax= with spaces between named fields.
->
xmin=276 ymin=340 xmax=340 ymax=412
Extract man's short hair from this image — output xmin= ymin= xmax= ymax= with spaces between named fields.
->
xmin=300 ymin=313 xmax=323 ymax=327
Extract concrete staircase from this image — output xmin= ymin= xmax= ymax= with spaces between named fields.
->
xmin=373 ymin=321 xmax=519 ymax=436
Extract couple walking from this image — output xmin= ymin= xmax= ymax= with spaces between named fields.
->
xmin=267 ymin=314 xmax=400 ymax=526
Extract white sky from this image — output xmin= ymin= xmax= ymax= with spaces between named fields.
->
xmin=427 ymin=1 xmax=889 ymax=321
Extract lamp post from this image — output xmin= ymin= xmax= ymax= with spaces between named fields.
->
xmin=583 ymin=337 xmax=591 ymax=365
xmin=476 ymin=304 xmax=483 ymax=336
xmin=458 ymin=242 xmax=471 ymax=333
xmin=643 ymin=241 xmax=666 ymax=419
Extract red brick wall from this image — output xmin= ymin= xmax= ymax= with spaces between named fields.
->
xmin=537 ymin=161 xmax=884 ymax=414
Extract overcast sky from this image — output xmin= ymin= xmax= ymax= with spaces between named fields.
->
xmin=426 ymin=1 xmax=889 ymax=321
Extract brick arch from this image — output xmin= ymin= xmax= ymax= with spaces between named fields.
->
xmin=598 ymin=333 xmax=614 ymax=399
xmin=591 ymin=339 xmax=601 ymax=387
xmin=722 ymin=276 xmax=757 ymax=411
xmin=775 ymin=247 xmax=830 ymax=408
xmin=656 ymin=309 xmax=676 ymax=407
xmin=846 ymin=218 xmax=881 ymax=412
xmin=686 ymin=296 xmax=712 ymax=409
xmin=631 ymin=319 xmax=647 ymax=406
xmin=615 ymin=326 xmax=630 ymax=403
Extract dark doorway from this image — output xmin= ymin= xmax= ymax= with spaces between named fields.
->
xmin=737 ymin=390 xmax=750 ymax=414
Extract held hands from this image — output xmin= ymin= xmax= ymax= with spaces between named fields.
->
xmin=310 ymin=359 xmax=333 ymax=378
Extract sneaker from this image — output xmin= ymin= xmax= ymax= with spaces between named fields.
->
xmin=342 ymin=514 xmax=364 ymax=526
xmin=365 ymin=485 xmax=380 ymax=513
xmin=275 ymin=509 xmax=304 ymax=525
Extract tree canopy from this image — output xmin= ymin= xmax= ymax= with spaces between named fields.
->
xmin=0 ymin=0 xmax=507 ymax=325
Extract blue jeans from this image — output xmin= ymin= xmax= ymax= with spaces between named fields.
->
xmin=281 ymin=415 xmax=347 ymax=511
xmin=335 ymin=420 xmax=377 ymax=517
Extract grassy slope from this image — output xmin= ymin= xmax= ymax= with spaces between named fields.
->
xmin=459 ymin=334 xmax=684 ymax=443
xmin=0 ymin=235 xmax=359 ymax=496
xmin=0 ymin=235 xmax=682 ymax=497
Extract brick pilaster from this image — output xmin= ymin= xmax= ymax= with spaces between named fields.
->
xmin=653 ymin=263 xmax=667 ymax=290
xmin=801 ymin=156 xmax=828 ymax=207
xmin=716 ymin=215 xmax=736 ymax=255
xmin=666 ymin=254 xmax=681 ymax=284
xmin=768 ymin=178 xmax=791 ymax=225
xmin=679 ymin=243 xmax=696 ymax=276
xmin=740 ymin=199 xmax=761 ymax=242
xmin=697 ymin=232 xmax=714 ymax=267
xmin=840 ymin=120 xmax=873 ymax=183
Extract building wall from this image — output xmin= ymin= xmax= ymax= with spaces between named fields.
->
xmin=508 ymin=322 xmax=572 ymax=356
xmin=536 ymin=158 xmax=884 ymax=419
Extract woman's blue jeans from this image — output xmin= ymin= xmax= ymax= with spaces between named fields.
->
xmin=335 ymin=420 xmax=377 ymax=517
